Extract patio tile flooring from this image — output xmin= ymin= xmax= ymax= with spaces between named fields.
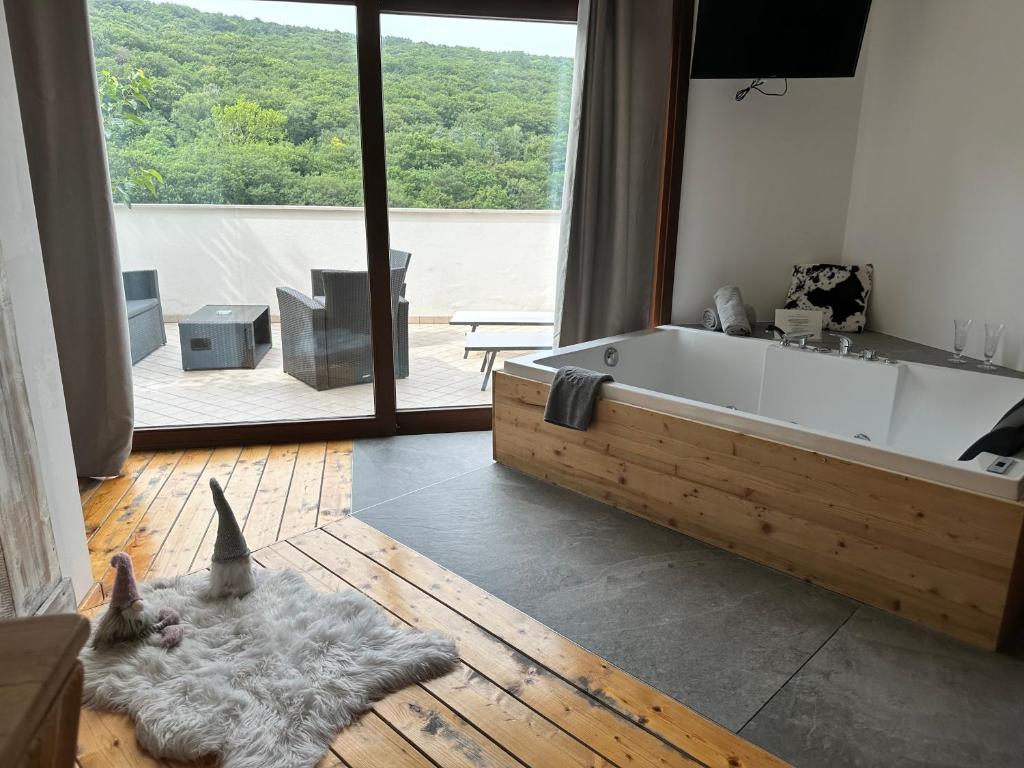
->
xmin=133 ymin=322 xmax=527 ymax=427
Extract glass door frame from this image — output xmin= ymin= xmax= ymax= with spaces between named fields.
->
xmin=134 ymin=0 xmax=690 ymax=450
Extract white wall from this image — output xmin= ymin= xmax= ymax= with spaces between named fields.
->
xmin=843 ymin=0 xmax=1024 ymax=369
xmin=115 ymin=205 xmax=560 ymax=319
xmin=671 ymin=74 xmax=866 ymax=325
xmin=0 ymin=7 xmax=91 ymax=602
xmin=672 ymin=1 xmax=1024 ymax=374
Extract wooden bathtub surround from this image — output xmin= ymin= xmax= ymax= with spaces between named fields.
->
xmin=492 ymin=372 xmax=1024 ymax=650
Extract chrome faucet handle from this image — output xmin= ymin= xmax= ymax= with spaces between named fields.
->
xmin=829 ymin=332 xmax=853 ymax=356
xmin=768 ymin=325 xmax=815 ymax=348
xmin=784 ymin=331 xmax=814 ymax=349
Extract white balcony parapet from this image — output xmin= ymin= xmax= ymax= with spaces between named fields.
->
xmin=114 ymin=204 xmax=560 ymax=320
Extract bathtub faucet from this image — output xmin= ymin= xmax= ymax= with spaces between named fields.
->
xmin=767 ymin=325 xmax=815 ymax=349
xmin=829 ymin=333 xmax=854 ymax=356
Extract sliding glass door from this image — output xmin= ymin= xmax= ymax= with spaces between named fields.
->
xmin=88 ymin=0 xmax=577 ymax=446
xmin=378 ymin=12 xmax=576 ymax=411
xmin=89 ymin=0 xmax=382 ymax=435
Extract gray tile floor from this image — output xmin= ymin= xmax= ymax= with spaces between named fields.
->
xmin=352 ymin=431 xmax=1024 ymax=768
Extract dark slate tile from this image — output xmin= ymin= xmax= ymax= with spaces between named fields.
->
xmin=356 ymin=462 xmax=855 ymax=730
xmin=739 ymin=607 xmax=1024 ymax=767
xmin=352 ymin=430 xmax=494 ymax=511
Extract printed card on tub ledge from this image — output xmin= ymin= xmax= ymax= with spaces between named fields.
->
xmin=774 ymin=309 xmax=824 ymax=340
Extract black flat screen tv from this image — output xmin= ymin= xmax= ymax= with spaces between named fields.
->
xmin=691 ymin=0 xmax=872 ymax=79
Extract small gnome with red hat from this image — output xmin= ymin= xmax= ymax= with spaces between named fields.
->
xmin=91 ymin=552 xmax=184 ymax=650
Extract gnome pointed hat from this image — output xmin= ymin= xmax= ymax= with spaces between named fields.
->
xmin=210 ymin=478 xmax=250 ymax=563
xmin=109 ymin=552 xmax=143 ymax=610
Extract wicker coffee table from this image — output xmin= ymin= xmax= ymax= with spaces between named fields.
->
xmin=178 ymin=305 xmax=272 ymax=370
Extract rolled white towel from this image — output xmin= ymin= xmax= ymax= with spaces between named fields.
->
xmin=701 ymin=305 xmax=756 ymax=331
xmin=713 ymin=286 xmax=752 ymax=336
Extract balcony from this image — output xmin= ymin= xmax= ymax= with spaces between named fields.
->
xmin=117 ymin=204 xmax=560 ymax=426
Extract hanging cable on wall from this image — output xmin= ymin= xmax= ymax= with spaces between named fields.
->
xmin=735 ymin=78 xmax=789 ymax=101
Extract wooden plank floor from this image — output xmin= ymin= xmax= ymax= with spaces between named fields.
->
xmin=77 ymin=445 xmax=788 ymax=768
xmin=78 ymin=442 xmax=353 ymax=610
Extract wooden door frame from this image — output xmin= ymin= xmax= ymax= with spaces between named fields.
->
xmin=356 ymin=0 xmax=399 ymax=432
xmin=650 ymin=0 xmax=694 ymax=328
xmin=379 ymin=0 xmax=576 ymax=21
xmin=0 ymin=257 xmax=64 ymax=616
xmin=133 ymin=0 xmax=692 ymax=451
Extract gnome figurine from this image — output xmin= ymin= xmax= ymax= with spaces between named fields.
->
xmin=91 ymin=553 xmax=152 ymax=648
xmin=209 ymin=478 xmax=256 ymax=598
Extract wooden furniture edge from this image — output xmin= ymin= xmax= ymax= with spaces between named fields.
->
xmin=0 ymin=614 xmax=89 ymax=766
xmin=999 ymin=515 xmax=1024 ymax=646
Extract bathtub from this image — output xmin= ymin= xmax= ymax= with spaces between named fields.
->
xmin=493 ymin=326 xmax=1024 ymax=649
xmin=505 ymin=326 xmax=1024 ymax=500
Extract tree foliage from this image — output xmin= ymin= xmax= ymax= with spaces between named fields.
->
xmin=98 ymin=67 xmax=165 ymax=204
xmin=88 ymin=0 xmax=574 ymax=209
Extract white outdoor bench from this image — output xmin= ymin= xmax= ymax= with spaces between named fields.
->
xmin=450 ymin=311 xmax=554 ymax=358
xmin=464 ymin=330 xmax=554 ymax=390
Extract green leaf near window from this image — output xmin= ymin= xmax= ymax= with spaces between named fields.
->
xmin=98 ymin=66 xmax=164 ymax=206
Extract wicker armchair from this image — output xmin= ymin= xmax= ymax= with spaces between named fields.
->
xmin=278 ymin=250 xmax=411 ymax=390
xmin=122 ymin=269 xmax=166 ymax=364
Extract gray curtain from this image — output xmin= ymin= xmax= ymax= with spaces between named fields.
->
xmin=555 ymin=0 xmax=674 ymax=346
xmin=5 ymin=0 xmax=134 ymax=477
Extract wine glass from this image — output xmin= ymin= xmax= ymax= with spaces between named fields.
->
xmin=979 ymin=323 xmax=1005 ymax=370
xmin=949 ymin=318 xmax=972 ymax=363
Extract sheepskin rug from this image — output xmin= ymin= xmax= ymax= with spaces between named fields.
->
xmin=81 ymin=568 xmax=458 ymax=768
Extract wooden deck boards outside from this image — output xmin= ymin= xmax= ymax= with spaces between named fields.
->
xmin=78 ymin=444 xmax=786 ymax=768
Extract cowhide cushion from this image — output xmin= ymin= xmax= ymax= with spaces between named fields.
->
xmin=784 ymin=263 xmax=874 ymax=332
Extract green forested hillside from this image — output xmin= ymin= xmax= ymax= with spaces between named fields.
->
xmin=88 ymin=0 xmax=573 ymax=208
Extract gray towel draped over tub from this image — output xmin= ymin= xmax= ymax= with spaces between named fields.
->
xmin=544 ymin=366 xmax=613 ymax=431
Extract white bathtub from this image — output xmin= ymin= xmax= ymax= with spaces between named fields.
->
xmin=504 ymin=325 xmax=1024 ymax=500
